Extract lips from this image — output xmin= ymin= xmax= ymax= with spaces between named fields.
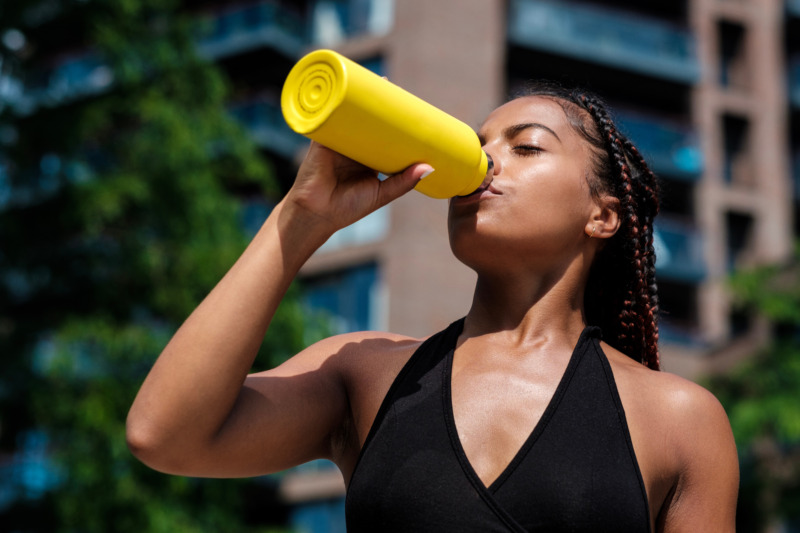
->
xmin=457 ymin=184 xmax=488 ymax=199
xmin=451 ymin=182 xmax=500 ymax=206
xmin=457 ymin=172 xmax=497 ymax=199
xmin=459 ymin=177 xmax=499 ymax=196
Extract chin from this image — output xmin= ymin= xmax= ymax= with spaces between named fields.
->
xmin=447 ymin=206 xmax=495 ymax=242
xmin=449 ymin=228 xmax=511 ymax=273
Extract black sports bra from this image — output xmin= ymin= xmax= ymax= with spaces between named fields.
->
xmin=345 ymin=319 xmax=651 ymax=532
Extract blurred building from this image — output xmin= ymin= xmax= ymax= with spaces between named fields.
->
xmin=3 ymin=0 xmax=798 ymax=530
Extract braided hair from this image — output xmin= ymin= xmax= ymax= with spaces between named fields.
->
xmin=513 ymin=82 xmax=661 ymax=370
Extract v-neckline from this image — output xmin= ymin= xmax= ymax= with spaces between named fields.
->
xmin=442 ymin=324 xmax=593 ymax=494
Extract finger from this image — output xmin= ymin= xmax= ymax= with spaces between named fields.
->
xmin=305 ymin=141 xmax=338 ymax=162
xmin=376 ymin=164 xmax=434 ymax=207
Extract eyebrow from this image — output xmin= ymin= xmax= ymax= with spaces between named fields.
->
xmin=505 ymin=122 xmax=561 ymax=142
xmin=478 ymin=122 xmax=562 ymax=145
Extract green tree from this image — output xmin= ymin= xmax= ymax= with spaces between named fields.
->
xmin=0 ymin=0 xmax=305 ymax=530
xmin=708 ymin=246 xmax=800 ymax=532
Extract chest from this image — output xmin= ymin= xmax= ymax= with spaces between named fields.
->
xmin=449 ymin=350 xmax=571 ymax=488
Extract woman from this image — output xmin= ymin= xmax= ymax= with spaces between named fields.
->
xmin=127 ymin=85 xmax=739 ymax=532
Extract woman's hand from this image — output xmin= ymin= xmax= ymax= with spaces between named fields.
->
xmin=285 ymin=141 xmax=433 ymax=234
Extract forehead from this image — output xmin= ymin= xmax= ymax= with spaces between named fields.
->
xmin=480 ymin=96 xmax=578 ymax=140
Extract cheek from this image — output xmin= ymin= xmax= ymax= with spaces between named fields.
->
xmin=510 ymin=165 xmax=593 ymax=229
xmin=447 ymin=162 xmax=595 ymax=257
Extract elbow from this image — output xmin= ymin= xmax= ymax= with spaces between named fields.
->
xmin=125 ymin=413 xmax=174 ymax=473
xmin=125 ymin=414 xmax=159 ymax=466
xmin=125 ymin=413 xmax=203 ymax=476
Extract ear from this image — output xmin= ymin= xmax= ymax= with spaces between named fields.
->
xmin=585 ymin=195 xmax=620 ymax=239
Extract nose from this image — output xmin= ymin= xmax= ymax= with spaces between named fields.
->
xmin=483 ymin=146 xmax=501 ymax=177
xmin=478 ymin=151 xmax=496 ymax=189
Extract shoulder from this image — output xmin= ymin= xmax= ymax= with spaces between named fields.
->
xmin=640 ymin=370 xmax=738 ymax=530
xmin=325 ymin=330 xmax=426 ymax=388
xmin=607 ymin=344 xmax=733 ymax=446
xmin=300 ymin=329 xmax=424 ymax=372
xmin=258 ymin=329 xmax=425 ymax=413
xmin=601 ymin=342 xmax=739 ymax=530
xmin=284 ymin=329 xmax=427 ymax=409
xmin=272 ymin=329 xmax=422 ymax=375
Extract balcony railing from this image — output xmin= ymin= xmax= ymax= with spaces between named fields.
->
xmin=654 ymin=217 xmax=706 ymax=282
xmin=9 ymin=2 xmax=307 ymax=113
xmin=229 ymin=97 xmax=307 ymax=159
xmin=616 ymin=111 xmax=703 ymax=180
xmin=507 ymin=0 xmax=700 ymax=83
xmin=22 ymin=52 xmax=113 ymax=110
xmin=311 ymin=0 xmax=394 ymax=46
xmin=196 ymin=1 xmax=307 ymax=60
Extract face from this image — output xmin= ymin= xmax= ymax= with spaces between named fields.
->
xmin=448 ymin=96 xmax=604 ymax=272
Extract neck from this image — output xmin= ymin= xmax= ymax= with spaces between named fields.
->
xmin=462 ymin=259 xmax=590 ymax=348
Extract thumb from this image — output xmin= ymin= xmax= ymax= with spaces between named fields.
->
xmin=376 ymin=164 xmax=434 ymax=206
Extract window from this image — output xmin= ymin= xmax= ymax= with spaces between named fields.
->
xmin=717 ymin=19 xmax=748 ymax=90
xmin=725 ymin=211 xmax=754 ymax=271
xmin=302 ymin=263 xmax=382 ymax=333
xmin=657 ymin=280 xmax=701 ymax=346
xmin=722 ymin=113 xmax=754 ymax=188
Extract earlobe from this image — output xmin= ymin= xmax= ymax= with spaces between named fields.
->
xmin=586 ymin=196 xmax=621 ymax=239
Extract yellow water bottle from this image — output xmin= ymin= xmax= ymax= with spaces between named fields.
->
xmin=280 ymin=49 xmax=488 ymax=199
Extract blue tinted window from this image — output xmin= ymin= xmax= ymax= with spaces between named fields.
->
xmin=303 ymin=263 xmax=379 ymax=333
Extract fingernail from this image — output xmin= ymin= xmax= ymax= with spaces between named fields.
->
xmin=420 ymin=167 xmax=435 ymax=179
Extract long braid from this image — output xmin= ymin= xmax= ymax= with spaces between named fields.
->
xmin=514 ymin=82 xmax=661 ymax=369
xmin=623 ymin=138 xmax=661 ymax=368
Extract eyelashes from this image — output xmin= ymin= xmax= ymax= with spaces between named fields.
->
xmin=512 ymin=145 xmax=543 ymax=156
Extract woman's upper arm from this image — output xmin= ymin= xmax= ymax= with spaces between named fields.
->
xmin=160 ymin=332 xmax=365 ymax=478
xmin=661 ymin=383 xmax=739 ymax=532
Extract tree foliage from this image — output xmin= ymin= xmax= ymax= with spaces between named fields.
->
xmin=0 ymin=0 xmax=304 ymax=530
xmin=708 ymin=245 xmax=800 ymax=532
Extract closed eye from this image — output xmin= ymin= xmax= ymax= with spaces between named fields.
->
xmin=512 ymin=145 xmax=543 ymax=155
